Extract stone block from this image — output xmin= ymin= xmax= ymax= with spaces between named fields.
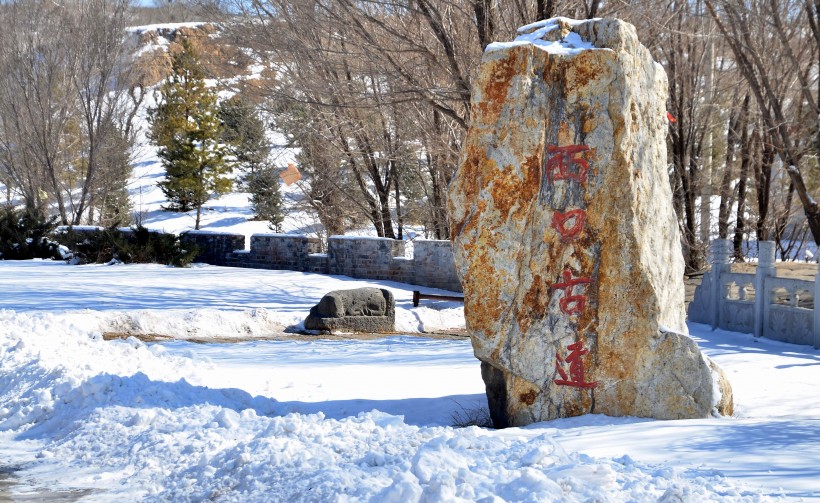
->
xmin=448 ymin=17 xmax=731 ymax=426
xmin=304 ymin=287 xmax=395 ymax=333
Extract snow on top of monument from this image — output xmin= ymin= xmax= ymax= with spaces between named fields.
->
xmin=486 ymin=17 xmax=600 ymax=55
xmin=516 ymin=17 xmax=589 ymax=34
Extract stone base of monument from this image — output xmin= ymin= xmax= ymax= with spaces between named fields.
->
xmin=304 ymin=288 xmax=395 ymax=333
xmin=448 ymin=17 xmax=733 ymax=427
xmin=480 ymin=327 xmax=734 ymax=428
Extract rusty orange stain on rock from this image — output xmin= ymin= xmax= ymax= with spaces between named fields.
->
xmin=476 ymin=50 xmax=523 ymax=125
xmin=582 ymin=117 xmax=596 ymax=134
xmin=565 ymin=51 xmax=606 ymax=90
xmin=488 ymin=154 xmax=540 ymax=222
xmin=518 ymin=274 xmax=547 ymax=335
xmin=563 ymin=400 xmax=585 ymax=418
xmin=489 ymin=167 xmax=519 ymax=222
xmin=450 ymin=143 xmax=483 ymax=236
xmin=519 ymin=389 xmax=537 ymax=406
xmin=519 ymin=153 xmax=542 ymax=205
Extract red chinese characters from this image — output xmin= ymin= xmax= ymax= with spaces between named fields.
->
xmin=545 ymin=143 xmax=598 ymax=390
xmin=552 ymin=268 xmax=593 ymax=315
xmin=551 ymin=209 xmax=586 ymax=242
xmin=554 ymin=341 xmax=598 ymax=388
xmin=545 ymin=144 xmax=590 ymax=183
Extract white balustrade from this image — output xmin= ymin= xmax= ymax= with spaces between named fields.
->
xmin=690 ymin=239 xmax=819 ymax=349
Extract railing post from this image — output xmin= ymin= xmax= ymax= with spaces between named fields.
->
xmin=755 ymin=241 xmax=776 ymax=339
xmin=814 ymin=269 xmax=820 ymax=349
xmin=709 ymin=239 xmax=732 ymax=330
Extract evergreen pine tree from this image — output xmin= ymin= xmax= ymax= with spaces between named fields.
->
xmin=148 ymin=39 xmax=232 ymax=230
xmin=218 ymin=95 xmax=268 ymax=178
xmin=247 ymin=167 xmax=285 ymax=232
xmin=218 ymin=95 xmax=285 ymax=230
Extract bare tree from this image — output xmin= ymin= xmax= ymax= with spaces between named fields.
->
xmin=706 ymin=0 xmax=820 ymax=246
xmin=0 ymin=0 xmax=139 ymax=225
xmin=70 ymin=0 xmax=138 ymax=225
xmin=731 ymin=95 xmax=752 ymax=259
xmin=647 ymin=1 xmax=718 ymax=272
xmin=193 ymin=0 xmax=817 ymax=260
xmin=753 ymin=127 xmax=776 ymax=242
xmin=0 ymin=0 xmax=78 ymax=220
xmin=717 ymin=93 xmax=742 ymax=240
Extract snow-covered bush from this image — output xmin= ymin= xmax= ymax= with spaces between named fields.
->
xmin=0 ymin=206 xmax=62 ymax=260
xmin=56 ymin=225 xmax=198 ymax=267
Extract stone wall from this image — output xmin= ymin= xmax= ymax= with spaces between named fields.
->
xmin=221 ymin=234 xmax=460 ymax=291
xmin=181 ymin=230 xmax=245 ymax=266
xmin=327 ymin=237 xmax=411 ymax=283
xmin=224 ymin=234 xmax=323 ymax=271
xmin=66 ymin=227 xmax=462 ymax=292
xmin=413 ymin=240 xmax=462 ymax=292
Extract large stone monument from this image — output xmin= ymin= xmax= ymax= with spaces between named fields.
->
xmin=448 ymin=17 xmax=733 ymax=427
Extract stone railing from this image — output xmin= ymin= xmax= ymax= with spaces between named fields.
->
xmin=689 ymin=239 xmax=820 ymax=349
xmin=179 ymin=232 xmax=462 ymax=293
xmin=64 ymin=227 xmax=462 ymax=292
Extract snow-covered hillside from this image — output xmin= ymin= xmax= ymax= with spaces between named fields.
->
xmin=126 ymin=23 xmax=318 ymax=242
xmin=129 ymin=99 xmax=311 ymax=241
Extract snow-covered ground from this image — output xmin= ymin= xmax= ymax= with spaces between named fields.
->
xmin=0 ymin=260 xmax=818 ymax=501
xmin=0 ymin=25 xmax=817 ymax=501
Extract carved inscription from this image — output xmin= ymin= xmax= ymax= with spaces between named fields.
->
xmin=545 ymin=144 xmax=590 ymax=183
xmin=555 ymin=341 xmax=599 ymax=388
xmin=552 ymin=268 xmax=593 ymax=315
xmin=544 ymin=144 xmax=597 ymax=389
xmin=551 ymin=209 xmax=586 ymax=242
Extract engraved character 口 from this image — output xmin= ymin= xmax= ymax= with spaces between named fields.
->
xmin=551 ymin=209 xmax=586 ymax=242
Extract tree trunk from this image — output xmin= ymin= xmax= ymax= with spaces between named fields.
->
xmin=537 ymin=0 xmax=556 ymax=20
xmin=700 ymin=34 xmax=716 ymax=244
xmin=473 ymin=0 xmax=496 ymax=50
xmin=732 ymin=96 xmax=752 ymax=260
xmin=393 ymin=163 xmax=403 ymax=241
xmin=586 ymin=0 xmax=602 ymax=18
xmin=775 ymin=182 xmax=796 ymax=260
xmin=429 ymin=155 xmax=447 ymax=239
xmin=754 ymin=131 xmax=775 ymax=242
xmin=718 ymin=97 xmax=742 ymax=239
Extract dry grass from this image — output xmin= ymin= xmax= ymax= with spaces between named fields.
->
xmin=731 ymin=262 xmax=817 ymax=280
xmin=450 ymin=402 xmax=494 ymax=429
xmin=101 ymin=330 xmax=469 ymax=344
